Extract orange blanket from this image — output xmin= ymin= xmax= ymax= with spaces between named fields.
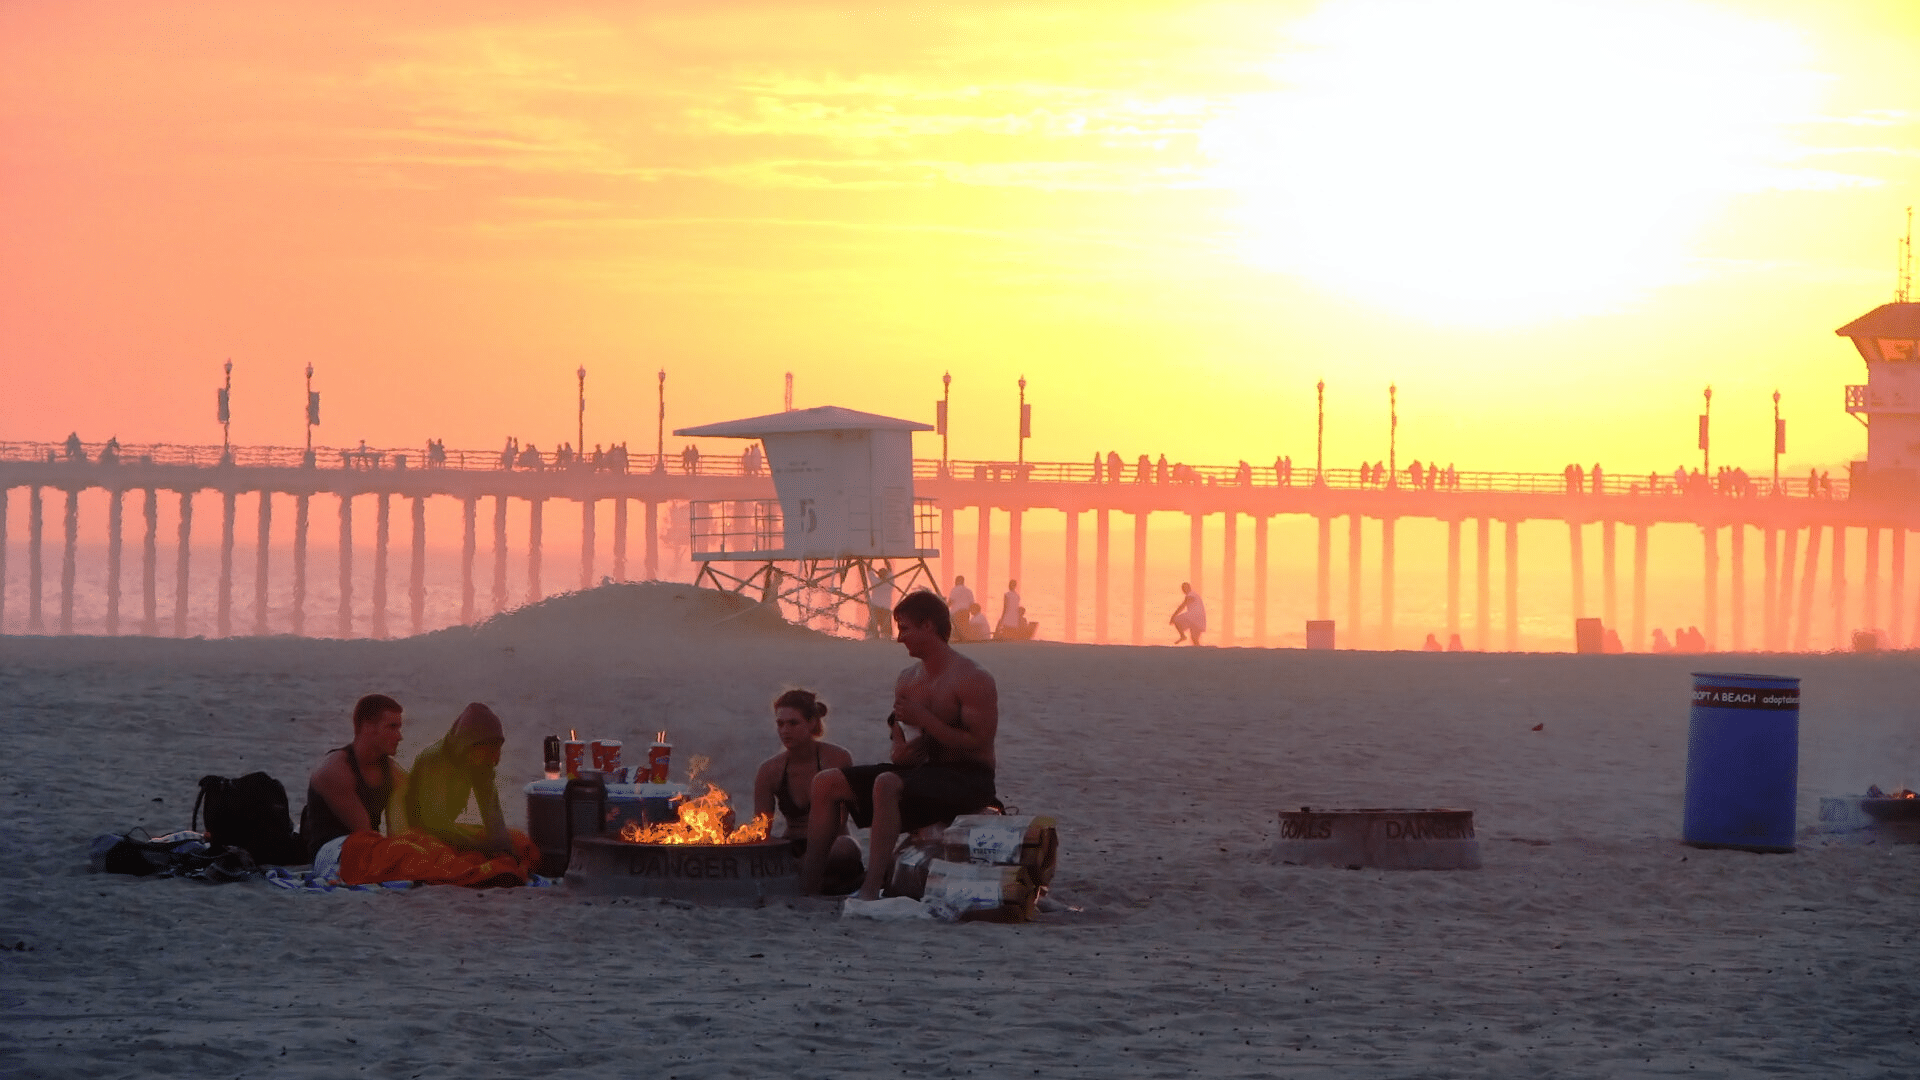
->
xmin=338 ymin=828 xmax=539 ymax=887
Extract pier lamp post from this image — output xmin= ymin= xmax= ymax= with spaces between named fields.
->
xmin=1772 ymin=390 xmax=1784 ymax=491
xmin=577 ymin=365 xmax=587 ymax=455
xmin=1017 ymin=376 xmax=1030 ymax=473
xmin=1315 ymin=379 xmax=1325 ymax=485
xmin=218 ymin=360 xmax=233 ymax=461
xmin=304 ymin=364 xmax=318 ymax=467
xmin=938 ymin=372 xmax=951 ymax=475
xmin=1700 ymin=385 xmax=1712 ymax=475
xmin=654 ymin=369 xmax=667 ymax=473
xmin=1387 ymin=383 xmax=1398 ymax=488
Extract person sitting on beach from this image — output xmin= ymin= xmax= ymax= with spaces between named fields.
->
xmin=800 ymin=591 xmax=1000 ymax=899
xmin=753 ymin=689 xmax=861 ymax=891
xmin=301 ymin=694 xmax=410 ymax=863
xmin=403 ymin=703 xmax=534 ymax=864
xmin=964 ymin=602 xmax=992 ymax=643
xmin=1169 ymin=582 xmax=1206 ymax=645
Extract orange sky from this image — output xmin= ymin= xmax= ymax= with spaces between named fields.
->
xmin=3 ymin=0 xmax=1917 ymax=477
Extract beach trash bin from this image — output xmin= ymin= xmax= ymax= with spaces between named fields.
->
xmin=1305 ymin=620 xmax=1335 ymax=650
xmin=1683 ymin=672 xmax=1800 ymax=852
xmin=1574 ymin=617 xmax=1603 ymax=654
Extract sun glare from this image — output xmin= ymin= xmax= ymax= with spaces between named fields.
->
xmin=1203 ymin=0 xmax=1818 ymax=325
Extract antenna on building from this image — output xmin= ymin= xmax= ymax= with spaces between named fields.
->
xmin=1898 ymin=206 xmax=1912 ymax=303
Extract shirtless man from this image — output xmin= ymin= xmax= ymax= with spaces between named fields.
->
xmin=301 ymin=694 xmax=409 ymax=862
xmin=799 ymin=590 xmax=1000 ymax=899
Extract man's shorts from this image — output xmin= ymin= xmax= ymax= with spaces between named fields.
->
xmin=839 ymin=762 xmax=998 ymax=833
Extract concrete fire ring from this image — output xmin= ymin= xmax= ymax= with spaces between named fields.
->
xmin=1275 ymin=808 xmax=1481 ymax=870
xmin=564 ymin=836 xmax=799 ymax=905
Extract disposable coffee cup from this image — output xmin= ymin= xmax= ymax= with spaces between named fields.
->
xmin=563 ymin=740 xmax=587 ymax=780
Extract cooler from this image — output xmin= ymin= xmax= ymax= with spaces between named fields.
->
xmin=525 ymin=778 xmax=689 ymax=876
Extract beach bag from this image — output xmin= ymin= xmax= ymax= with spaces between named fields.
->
xmin=194 ymin=772 xmax=306 ymax=866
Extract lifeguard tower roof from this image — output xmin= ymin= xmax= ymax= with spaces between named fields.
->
xmin=675 ymin=405 xmax=931 ymax=439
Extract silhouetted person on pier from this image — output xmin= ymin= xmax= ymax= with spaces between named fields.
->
xmin=1109 ymin=451 xmax=1123 ymax=483
xmin=1137 ymin=454 xmax=1150 ymax=483
xmin=501 ymin=437 xmax=517 ymax=469
xmin=1374 ymin=461 xmax=1385 ymax=486
xmin=1169 ymin=583 xmax=1206 ymax=645
xmin=1422 ymin=633 xmax=1441 ymax=651
xmin=1156 ymin=454 xmax=1169 ymax=485
xmin=1091 ymin=452 xmax=1102 ymax=482
xmin=1409 ymin=461 xmax=1424 ymax=489
xmin=1237 ymin=460 xmax=1252 ymax=486
xmin=1447 ymin=633 xmax=1465 ymax=652
xmin=63 ymin=433 xmax=85 ymax=463
xmin=1591 ymin=464 xmax=1603 ymax=495
xmin=99 ymin=437 xmax=120 ymax=466
xmin=1651 ymin=628 xmax=1673 ymax=653
xmin=1359 ymin=462 xmax=1372 ymax=485
xmin=681 ymin=443 xmax=700 ymax=474
xmin=519 ymin=444 xmax=543 ymax=470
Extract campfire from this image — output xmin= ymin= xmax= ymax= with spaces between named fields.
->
xmin=617 ymin=756 xmax=771 ymax=845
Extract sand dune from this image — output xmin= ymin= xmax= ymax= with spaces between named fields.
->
xmin=2 ymin=582 xmax=1915 ymax=1078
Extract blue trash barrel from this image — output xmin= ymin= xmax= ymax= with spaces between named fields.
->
xmin=1683 ymin=672 xmax=1800 ymax=851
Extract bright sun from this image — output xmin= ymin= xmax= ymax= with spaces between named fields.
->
xmin=1203 ymin=0 xmax=1818 ymax=325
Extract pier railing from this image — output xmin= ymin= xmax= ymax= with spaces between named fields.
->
xmin=1 ymin=438 xmax=1847 ymax=500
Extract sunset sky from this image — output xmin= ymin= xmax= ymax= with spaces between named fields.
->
xmin=3 ymin=0 xmax=1917 ymax=477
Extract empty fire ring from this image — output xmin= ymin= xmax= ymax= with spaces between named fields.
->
xmin=564 ymin=836 xmax=799 ymax=905
xmin=1274 ymin=808 xmax=1481 ymax=870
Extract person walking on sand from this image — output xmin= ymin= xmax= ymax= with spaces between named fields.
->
xmin=1169 ymin=582 xmax=1206 ymax=645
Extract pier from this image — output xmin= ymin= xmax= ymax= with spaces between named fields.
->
xmin=2 ymin=438 xmax=1913 ymax=650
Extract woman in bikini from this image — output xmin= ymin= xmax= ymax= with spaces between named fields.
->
xmin=752 ymin=688 xmax=862 ymax=892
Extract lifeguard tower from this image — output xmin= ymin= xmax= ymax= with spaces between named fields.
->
xmin=1837 ymin=301 xmax=1920 ymax=501
xmin=673 ymin=405 xmax=940 ymax=635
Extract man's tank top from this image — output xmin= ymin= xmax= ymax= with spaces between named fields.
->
xmin=300 ymin=744 xmax=393 ymax=863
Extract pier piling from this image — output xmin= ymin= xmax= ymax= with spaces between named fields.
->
xmin=372 ymin=493 xmax=390 ymax=640
xmin=410 ymin=496 xmax=426 ymax=634
xmin=460 ymin=496 xmax=477 ymax=624
xmin=216 ymin=490 xmax=235 ymax=637
xmin=175 ymin=491 xmax=193 ymax=638
xmin=1131 ymin=511 xmax=1147 ymax=644
xmin=528 ymin=497 xmax=544 ymax=603
xmin=28 ymin=486 xmax=43 ymax=632
xmin=61 ymin=488 xmax=79 ymax=634
xmin=1094 ymin=509 xmax=1110 ymax=642
xmin=1475 ymin=517 xmax=1490 ymax=650
xmin=254 ymin=492 xmax=271 ymax=635
xmin=107 ymin=488 xmax=123 ymax=635
xmin=1503 ymin=520 xmax=1519 ymax=651
xmin=290 ymin=494 xmax=307 ymax=634
xmin=1063 ymin=510 xmax=1079 ymax=642
xmin=336 ymin=493 xmax=352 ymax=637
xmin=1252 ymin=513 xmax=1269 ymax=646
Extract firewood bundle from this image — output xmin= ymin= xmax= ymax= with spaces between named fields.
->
xmin=889 ymin=814 xmax=1058 ymax=922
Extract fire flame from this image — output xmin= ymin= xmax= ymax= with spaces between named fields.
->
xmin=619 ymin=781 xmax=772 ymax=845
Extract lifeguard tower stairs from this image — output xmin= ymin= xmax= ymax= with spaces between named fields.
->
xmin=673 ymin=406 xmax=939 ymax=636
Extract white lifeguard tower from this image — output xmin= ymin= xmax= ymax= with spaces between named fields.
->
xmin=673 ymin=405 xmax=940 ymax=635
xmin=1837 ymin=302 xmax=1920 ymax=501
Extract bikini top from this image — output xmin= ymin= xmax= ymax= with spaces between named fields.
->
xmin=772 ymin=745 xmax=821 ymax=828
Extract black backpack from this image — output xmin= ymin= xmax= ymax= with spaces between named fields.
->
xmin=194 ymin=772 xmax=306 ymax=866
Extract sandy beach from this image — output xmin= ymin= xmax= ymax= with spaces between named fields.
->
xmin=2 ymin=583 xmax=1915 ymax=1078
